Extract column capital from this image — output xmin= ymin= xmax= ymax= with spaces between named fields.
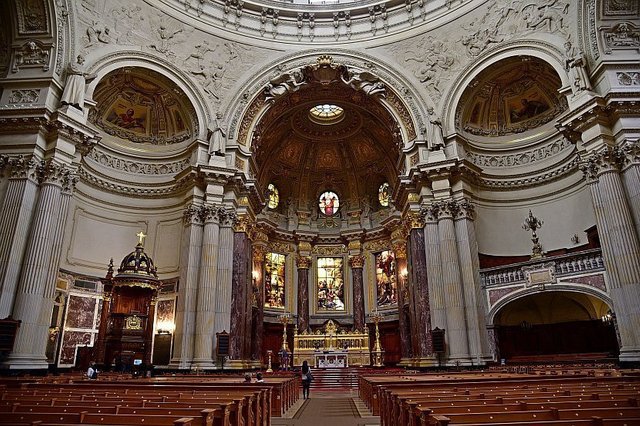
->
xmin=403 ymin=211 xmax=424 ymax=229
xmin=253 ymin=244 xmax=269 ymax=259
xmin=183 ymin=204 xmax=204 ymax=226
xmin=38 ymin=161 xmax=74 ymax=186
xmin=296 ymin=255 xmax=312 ymax=269
xmin=420 ymin=204 xmax=439 ymax=222
xmin=579 ymin=146 xmax=622 ymax=182
xmin=454 ymin=198 xmax=475 ymax=221
xmin=250 ymin=226 xmax=270 ymax=245
xmin=349 ymin=255 xmax=365 ymax=269
xmin=297 ymin=240 xmax=313 ymax=253
xmin=232 ymin=212 xmax=252 ymax=232
xmin=621 ymin=139 xmax=640 ymax=170
xmin=391 ymin=240 xmax=407 ymax=260
xmin=6 ymin=155 xmax=39 ymax=181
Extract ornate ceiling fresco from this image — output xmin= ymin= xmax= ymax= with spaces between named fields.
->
xmin=456 ymin=56 xmax=567 ymax=138
xmin=253 ymin=78 xmax=399 ymax=213
xmin=89 ymin=68 xmax=198 ymax=145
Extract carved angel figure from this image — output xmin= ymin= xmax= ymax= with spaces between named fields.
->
xmin=341 ymin=68 xmax=386 ymax=97
xmin=60 ymin=55 xmax=96 ymax=110
xmin=264 ymin=68 xmax=307 ymax=101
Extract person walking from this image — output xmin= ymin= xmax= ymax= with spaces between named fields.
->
xmin=301 ymin=360 xmax=313 ymax=399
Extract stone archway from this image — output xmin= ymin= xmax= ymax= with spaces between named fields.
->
xmin=493 ymin=291 xmax=618 ymax=362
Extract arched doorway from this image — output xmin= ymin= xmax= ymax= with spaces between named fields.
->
xmin=494 ymin=291 xmax=618 ymax=362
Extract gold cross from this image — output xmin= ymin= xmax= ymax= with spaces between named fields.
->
xmin=136 ymin=231 xmax=147 ymax=245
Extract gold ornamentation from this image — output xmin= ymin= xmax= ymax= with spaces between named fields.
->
xmin=363 ymin=239 xmax=390 ymax=253
xmin=405 ymin=211 xmax=424 ymax=229
xmin=296 ymin=255 xmax=312 ymax=269
xmin=233 ymin=214 xmax=253 ymax=233
xmin=349 ymin=255 xmax=365 ymax=269
xmin=269 ymin=241 xmax=293 ymax=253
xmin=136 ymin=231 xmax=147 ymax=245
xmin=125 ymin=315 xmax=143 ymax=330
xmin=407 ymin=193 xmax=420 ymax=202
xmin=347 ymin=240 xmax=362 ymax=251
xmin=312 ymin=245 xmax=347 ymax=255
xmin=391 ymin=242 xmax=407 ymax=260
xmin=297 ymin=241 xmax=313 ymax=253
xmin=235 ymin=157 xmax=246 ymax=170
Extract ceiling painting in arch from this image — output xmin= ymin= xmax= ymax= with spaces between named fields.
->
xmin=456 ymin=56 xmax=567 ymax=139
xmin=90 ymin=67 xmax=198 ymax=145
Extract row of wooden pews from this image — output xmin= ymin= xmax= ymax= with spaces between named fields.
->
xmin=359 ymin=369 xmax=640 ymax=425
xmin=0 ymin=372 xmax=299 ymax=426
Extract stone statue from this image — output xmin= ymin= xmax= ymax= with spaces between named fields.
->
xmin=341 ymin=68 xmax=386 ymax=97
xmin=264 ymin=68 xmax=307 ymax=101
xmin=60 ymin=55 xmax=96 ymax=110
xmin=564 ymin=41 xmax=592 ymax=92
xmin=427 ymin=107 xmax=446 ymax=150
xmin=208 ymin=112 xmax=227 ymax=156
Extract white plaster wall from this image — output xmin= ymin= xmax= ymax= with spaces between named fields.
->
xmin=476 ymin=185 xmax=596 ymax=256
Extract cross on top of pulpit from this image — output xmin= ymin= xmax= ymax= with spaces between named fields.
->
xmin=136 ymin=231 xmax=147 ymax=246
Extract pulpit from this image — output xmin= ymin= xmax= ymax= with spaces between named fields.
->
xmin=95 ymin=233 xmax=161 ymax=369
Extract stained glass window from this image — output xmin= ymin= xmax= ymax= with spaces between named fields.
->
xmin=317 ymin=257 xmax=345 ymax=311
xmin=264 ymin=253 xmax=286 ymax=309
xmin=309 ymin=104 xmax=344 ymax=125
xmin=319 ymin=191 xmax=340 ymax=216
xmin=379 ymin=183 xmax=391 ymax=207
xmin=267 ymin=183 xmax=279 ymax=209
xmin=375 ymin=251 xmax=397 ymax=307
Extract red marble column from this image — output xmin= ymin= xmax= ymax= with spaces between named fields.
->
xmin=296 ymin=256 xmax=311 ymax=332
xmin=392 ymin=234 xmax=411 ymax=359
xmin=349 ymin=255 xmax=365 ymax=331
xmin=408 ymin=220 xmax=433 ymax=358
xmin=230 ymin=231 xmax=250 ymax=360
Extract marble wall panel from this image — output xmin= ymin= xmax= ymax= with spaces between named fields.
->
xmin=65 ymin=295 xmax=96 ymax=329
xmin=59 ymin=331 xmax=91 ymax=365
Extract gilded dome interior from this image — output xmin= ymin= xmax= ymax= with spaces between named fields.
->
xmin=254 ymin=79 xmax=400 ymax=213
xmin=90 ymin=68 xmax=198 ymax=145
xmin=456 ymin=57 xmax=567 ymax=138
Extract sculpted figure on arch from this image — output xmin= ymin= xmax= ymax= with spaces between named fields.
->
xmin=208 ymin=112 xmax=227 ymax=156
xmin=60 ymin=54 xmax=97 ymax=111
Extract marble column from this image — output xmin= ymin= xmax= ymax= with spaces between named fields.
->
xmin=251 ymin=236 xmax=268 ymax=364
xmin=454 ymin=199 xmax=492 ymax=365
xmin=422 ymin=206 xmax=447 ymax=331
xmin=437 ymin=200 xmax=471 ymax=364
xmin=349 ymin=255 xmax=366 ymax=331
xmin=407 ymin=214 xmax=433 ymax=360
xmin=621 ymin=140 xmax=640 ymax=243
xmin=583 ymin=148 xmax=640 ymax=361
xmin=391 ymin=230 xmax=411 ymax=359
xmin=229 ymin=222 xmax=251 ymax=362
xmin=6 ymin=162 xmax=66 ymax=369
xmin=296 ymin=256 xmax=311 ymax=332
xmin=170 ymin=205 xmax=204 ymax=369
xmin=214 ymin=209 xmax=235 ymax=342
xmin=144 ymin=299 xmax=157 ymax=365
xmin=192 ymin=205 xmax=221 ymax=368
xmin=0 ymin=156 xmax=39 ymax=318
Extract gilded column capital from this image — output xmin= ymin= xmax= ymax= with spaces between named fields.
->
xmin=183 ymin=204 xmax=204 ymax=226
xmin=349 ymin=255 xmax=365 ymax=269
xmin=297 ymin=241 xmax=313 ymax=253
xmin=253 ymin=244 xmax=269 ymax=260
xmin=251 ymin=228 xmax=269 ymax=245
xmin=391 ymin=241 xmax=407 ymax=260
xmin=347 ymin=239 xmax=362 ymax=252
xmin=404 ymin=211 xmax=424 ymax=229
xmin=579 ymin=147 xmax=622 ymax=182
xmin=296 ymin=255 xmax=312 ymax=269
xmin=232 ymin=212 xmax=253 ymax=232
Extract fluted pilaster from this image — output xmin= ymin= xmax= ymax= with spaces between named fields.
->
xmin=421 ymin=205 xmax=446 ymax=331
xmin=437 ymin=200 xmax=470 ymax=364
xmin=582 ymin=148 xmax=640 ymax=361
xmin=7 ymin=162 xmax=67 ymax=369
xmin=170 ymin=204 xmax=204 ymax=369
xmin=296 ymin=255 xmax=311 ymax=332
xmin=454 ymin=199 xmax=492 ymax=364
xmin=0 ymin=156 xmax=39 ymax=317
xmin=621 ymin=140 xmax=640 ymax=243
xmin=349 ymin=255 xmax=365 ymax=331
xmin=214 ymin=214 xmax=235 ymax=341
xmin=193 ymin=205 xmax=222 ymax=368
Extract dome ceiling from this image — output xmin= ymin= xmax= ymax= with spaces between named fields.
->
xmin=456 ymin=57 xmax=567 ymax=138
xmin=253 ymin=80 xmax=400 ymax=212
xmin=90 ymin=68 xmax=198 ymax=145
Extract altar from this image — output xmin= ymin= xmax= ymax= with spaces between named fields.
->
xmin=293 ymin=320 xmax=371 ymax=367
xmin=314 ymin=351 xmax=348 ymax=368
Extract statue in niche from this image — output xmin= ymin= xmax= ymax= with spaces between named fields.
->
xmin=287 ymin=198 xmax=298 ymax=228
xmin=208 ymin=112 xmax=227 ymax=156
xmin=340 ymin=68 xmax=386 ymax=97
xmin=60 ymin=54 xmax=96 ymax=110
xmin=360 ymin=197 xmax=371 ymax=227
xmin=427 ymin=107 xmax=446 ymax=150
xmin=564 ymin=40 xmax=592 ymax=92
xmin=264 ymin=68 xmax=307 ymax=101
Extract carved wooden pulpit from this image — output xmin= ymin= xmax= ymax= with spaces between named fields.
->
xmin=95 ymin=232 xmax=162 ymax=369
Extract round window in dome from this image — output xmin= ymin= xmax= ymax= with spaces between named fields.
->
xmin=379 ymin=183 xmax=391 ymax=207
xmin=309 ymin=104 xmax=345 ymax=125
xmin=319 ymin=191 xmax=340 ymax=216
xmin=267 ymin=183 xmax=279 ymax=209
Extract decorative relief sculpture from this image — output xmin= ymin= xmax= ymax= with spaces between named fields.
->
xmin=12 ymin=40 xmax=50 ymax=73
xmin=617 ymin=72 xmax=640 ymax=85
xmin=340 ymin=68 xmax=386 ymax=97
xmin=16 ymin=0 xmax=49 ymax=34
xmin=264 ymin=68 xmax=307 ymax=101
xmin=190 ymin=63 xmax=224 ymax=100
xmin=60 ymin=55 xmax=96 ymax=110
xmin=564 ymin=40 xmax=592 ymax=92
xmin=603 ymin=0 xmax=639 ymax=16
xmin=603 ymin=22 xmax=640 ymax=53
xmin=8 ymin=89 xmax=39 ymax=104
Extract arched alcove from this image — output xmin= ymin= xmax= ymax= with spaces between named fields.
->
xmin=494 ymin=291 xmax=618 ymax=361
